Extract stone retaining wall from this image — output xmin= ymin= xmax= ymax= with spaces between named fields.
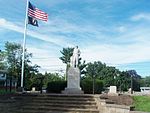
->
xmin=130 ymin=111 xmax=150 ymax=113
xmin=94 ymin=95 xmax=149 ymax=113
xmin=95 ymin=96 xmax=130 ymax=113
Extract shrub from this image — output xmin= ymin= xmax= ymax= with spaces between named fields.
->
xmin=46 ymin=81 xmax=67 ymax=93
xmin=81 ymin=78 xmax=103 ymax=94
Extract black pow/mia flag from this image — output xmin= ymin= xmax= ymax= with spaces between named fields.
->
xmin=28 ymin=16 xmax=38 ymax=27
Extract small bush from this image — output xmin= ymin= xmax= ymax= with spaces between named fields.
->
xmin=81 ymin=78 xmax=103 ymax=94
xmin=46 ymin=81 xmax=67 ymax=93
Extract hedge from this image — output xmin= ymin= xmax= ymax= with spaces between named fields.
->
xmin=46 ymin=81 xmax=67 ymax=93
xmin=46 ymin=79 xmax=103 ymax=94
xmin=81 ymin=78 xmax=103 ymax=94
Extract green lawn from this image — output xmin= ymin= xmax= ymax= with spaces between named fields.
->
xmin=133 ymin=96 xmax=150 ymax=112
xmin=0 ymin=89 xmax=15 ymax=94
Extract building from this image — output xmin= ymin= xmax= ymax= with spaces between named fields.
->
xmin=0 ymin=70 xmax=17 ymax=90
xmin=140 ymin=87 xmax=150 ymax=94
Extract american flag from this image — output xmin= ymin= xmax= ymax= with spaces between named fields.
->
xmin=28 ymin=2 xmax=48 ymax=21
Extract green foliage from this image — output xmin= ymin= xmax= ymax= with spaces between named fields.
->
xmin=24 ymin=72 xmax=65 ymax=91
xmin=133 ymin=96 xmax=150 ymax=112
xmin=79 ymin=60 xmax=87 ymax=75
xmin=140 ymin=76 xmax=150 ymax=87
xmin=115 ymin=71 xmax=131 ymax=91
xmin=59 ymin=47 xmax=74 ymax=79
xmin=5 ymin=42 xmax=22 ymax=76
xmin=101 ymin=66 xmax=118 ymax=87
xmin=81 ymin=76 xmax=103 ymax=94
xmin=44 ymin=72 xmax=65 ymax=87
xmin=0 ymin=42 xmax=40 ymax=91
xmin=0 ymin=89 xmax=15 ymax=94
xmin=47 ymin=81 xmax=67 ymax=93
xmin=0 ymin=81 xmax=5 ymax=86
xmin=85 ymin=61 xmax=105 ymax=78
xmin=126 ymin=70 xmax=141 ymax=91
xmin=85 ymin=61 xmax=119 ymax=87
xmin=24 ymin=72 xmax=39 ymax=90
xmin=59 ymin=47 xmax=87 ymax=77
xmin=0 ymin=50 xmax=7 ymax=70
xmin=59 ymin=47 xmax=74 ymax=65
xmin=46 ymin=73 xmax=66 ymax=93
xmin=84 ymin=61 xmax=142 ymax=92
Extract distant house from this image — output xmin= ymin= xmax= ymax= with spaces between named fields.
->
xmin=140 ymin=87 xmax=150 ymax=94
xmin=0 ymin=70 xmax=17 ymax=90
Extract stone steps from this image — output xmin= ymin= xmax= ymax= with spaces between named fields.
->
xmin=16 ymin=107 xmax=99 ymax=113
xmin=14 ymin=109 xmax=99 ymax=113
xmin=30 ymin=100 xmax=96 ymax=105
xmin=32 ymin=96 xmax=95 ymax=100
xmin=1 ymin=94 xmax=100 ymax=113
xmin=15 ymin=96 xmax=95 ymax=101
xmin=24 ymin=102 xmax=97 ymax=109
xmin=21 ymin=103 xmax=97 ymax=109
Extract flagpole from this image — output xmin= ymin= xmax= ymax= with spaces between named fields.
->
xmin=21 ymin=0 xmax=29 ymax=90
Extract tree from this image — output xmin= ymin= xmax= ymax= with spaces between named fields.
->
xmin=126 ymin=70 xmax=141 ymax=91
xmin=116 ymin=71 xmax=130 ymax=91
xmin=85 ymin=61 xmax=117 ymax=87
xmin=140 ymin=76 xmax=150 ymax=87
xmin=4 ymin=42 xmax=22 ymax=91
xmin=84 ymin=61 xmax=136 ymax=91
xmin=0 ymin=50 xmax=7 ymax=70
xmin=59 ymin=47 xmax=74 ymax=65
xmin=59 ymin=47 xmax=73 ymax=79
xmin=84 ymin=61 xmax=106 ymax=93
xmin=81 ymin=76 xmax=103 ymax=94
xmin=44 ymin=72 xmax=66 ymax=93
xmin=79 ymin=60 xmax=87 ymax=75
xmin=44 ymin=72 xmax=65 ymax=87
xmin=59 ymin=47 xmax=87 ymax=78
xmin=4 ymin=42 xmax=40 ymax=91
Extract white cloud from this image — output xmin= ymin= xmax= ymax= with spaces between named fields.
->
xmin=82 ymin=42 xmax=150 ymax=65
xmin=1 ymin=15 xmax=150 ymax=74
xmin=81 ymin=22 xmax=150 ymax=65
xmin=0 ymin=18 xmax=69 ymax=47
xmin=0 ymin=18 xmax=24 ymax=33
xmin=131 ymin=13 xmax=150 ymax=21
xmin=0 ymin=18 xmax=6 ymax=25
xmin=117 ymin=26 xmax=126 ymax=33
xmin=27 ymin=47 xmax=66 ymax=73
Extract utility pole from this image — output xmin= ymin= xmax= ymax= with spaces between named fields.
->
xmin=131 ymin=74 xmax=133 ymax=94
xmin=93 ymin=74 xmax=95 ymax=94
xmin=92 ymin=66 xmax=96 ymax=95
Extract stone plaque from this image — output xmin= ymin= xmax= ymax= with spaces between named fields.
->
xmin=62 ymin=67 xmax=83 ymax=94
xmin=67 ymin=67 xmax=80 ymax=89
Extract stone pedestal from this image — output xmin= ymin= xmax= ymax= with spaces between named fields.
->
xmin=108 ymin=86 xmax=118 ymax=96
xmin=62 ymin=67 xmax=83 ymax=94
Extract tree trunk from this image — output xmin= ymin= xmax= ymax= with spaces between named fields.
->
xmin=9 ymin=76 xmax=12 ymax=92
xmin=65 ymin=64 xmax=69 ymax=81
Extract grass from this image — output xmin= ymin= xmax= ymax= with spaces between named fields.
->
xmin=0 ymin=89 xmax=16 ymax=95
xmin=133 ymin=96 xmax=150 ymax=112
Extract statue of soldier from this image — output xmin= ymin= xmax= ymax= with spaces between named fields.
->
xmin=70 ymin=46 xmax=80 ymax=68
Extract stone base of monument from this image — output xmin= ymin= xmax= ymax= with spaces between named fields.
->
xmin=62 ymin=88 xmax=84 ymax=94
xmin=108 ymin=86 xmax=118 ymax=96
xmin=62 ymin=67 xmax=84 ymax=94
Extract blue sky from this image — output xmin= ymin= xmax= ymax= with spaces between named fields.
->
xmin=0 ymin=0 xmax=150 ymax=77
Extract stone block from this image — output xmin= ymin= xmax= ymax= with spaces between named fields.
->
xmin=62 ymin=67 xmax=83 ymax=94
xmin=108 ymin=86 xmax=118 ymax=96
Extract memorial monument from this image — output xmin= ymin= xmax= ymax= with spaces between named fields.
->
xmin=62 ymin=46 xmax=84 ymax=94
xmin=108 ymin=86 xmax=118 ymax=96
